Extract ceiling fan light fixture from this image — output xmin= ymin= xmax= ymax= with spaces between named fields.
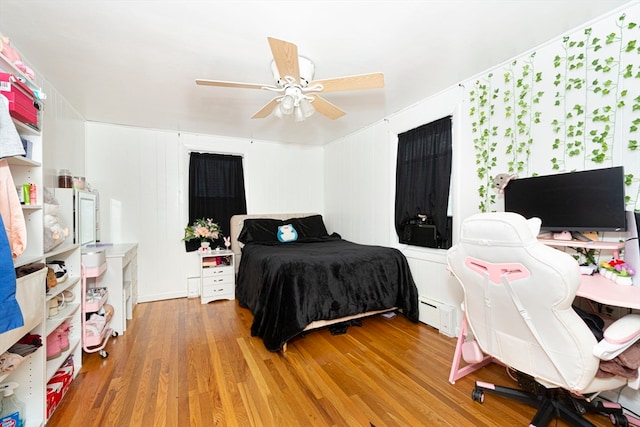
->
xmin=280 ymin=93 xmax=295 ymax=115
xmin=294 ymin=106 xmax=306 ymax=122
xmin=299 ymin=98 xmax=315 ymax=119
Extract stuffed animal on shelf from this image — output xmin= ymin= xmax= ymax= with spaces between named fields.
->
xmin=0 ymin=33 xmax=35 ymax=80
xmin=493 ymin=173 xmax=517 ymax=194
xmin=43 ymin=188 xmax=69 ymax=252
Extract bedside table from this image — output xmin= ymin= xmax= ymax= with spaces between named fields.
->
xmin=199 ymin=250 xmax=235 ymax=304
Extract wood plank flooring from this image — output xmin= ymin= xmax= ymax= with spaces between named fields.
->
xmin=47 ymin=298 xmax=612 ymax=426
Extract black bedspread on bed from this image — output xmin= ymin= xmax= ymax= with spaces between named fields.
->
xmin=236 ymin=236 xmax=419 ymax=351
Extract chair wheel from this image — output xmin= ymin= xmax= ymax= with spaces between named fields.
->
xmin=472 ymin=388 xmax=484 ymax=403
xmin=609 ymin=413 xmax=628 ymax=427
xmin=112 ymin=331 xmax=119 ymax=337
xmin=99 ymin=350 xmax=108 ymax=358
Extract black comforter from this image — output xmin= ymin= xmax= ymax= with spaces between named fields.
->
xmin=236 ymin=236 xmax=419 ymax=351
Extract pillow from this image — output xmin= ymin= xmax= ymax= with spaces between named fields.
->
xmin=288 ymin=215 xmax=329 ymax=239
xmin=237 ymin=218 xmax=283 ymax=244
xmin=277 ymin=224 xmax=298 ymax=242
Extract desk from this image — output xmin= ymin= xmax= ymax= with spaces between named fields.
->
xmin=100 ymin=243 xmax=138 ymax=335
xmin=577 ymin=274 xmax=640 ymax=310
xmin=539 ymin=238 xmax=639 ymax=310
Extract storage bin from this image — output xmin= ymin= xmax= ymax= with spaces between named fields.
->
xmin=0 ymin=72 xmax=37 ymax=125
xmin=0 ymin=267 xmax=46 ymax=354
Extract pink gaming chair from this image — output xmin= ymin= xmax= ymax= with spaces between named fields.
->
xmin=447 ymin=212 xmax=639 ymax=427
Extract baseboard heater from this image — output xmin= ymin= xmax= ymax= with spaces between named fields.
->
xmin=418 ymin=296 xmax=456 ymax=337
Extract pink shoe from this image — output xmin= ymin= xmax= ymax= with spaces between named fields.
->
xmin=47 ymin=331 xmax=61 ymax=360
xmin=57 ymin=322 xmax=70 ymax=352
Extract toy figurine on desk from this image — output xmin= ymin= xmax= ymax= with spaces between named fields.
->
xmin=600 ymin=258 xmax=635 ymax=286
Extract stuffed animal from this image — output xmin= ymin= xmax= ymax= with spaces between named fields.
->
xmin=493 ymin=173 xmax=517 ymax=194
xmin=277 ymin=224 xmax=298 ymax=242
xmin=43 ymin=188 xmax=69 ymax=252
xmin=0 ymin=33 xmax=35 ymax=80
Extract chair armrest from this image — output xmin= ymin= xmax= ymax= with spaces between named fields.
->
xmin=593 ymin=314 xmax=640 ymax=360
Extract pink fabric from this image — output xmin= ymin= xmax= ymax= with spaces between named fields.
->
xmin=0 ymin=159 xmax=26 ymax=258
xmin=596 ymin=325 xmax=640 ymax=380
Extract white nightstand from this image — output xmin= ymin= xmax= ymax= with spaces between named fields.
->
xmin=199 ymin=250 xmax=235 ymax=304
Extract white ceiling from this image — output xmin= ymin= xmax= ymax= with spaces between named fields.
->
xmin=0 ymin=0 xmax=631 ymax=146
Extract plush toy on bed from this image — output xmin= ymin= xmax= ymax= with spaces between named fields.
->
xmin=277 ymin=224 xmax=298 ymax=243
xmin=43 ymin=188 xmax=69 ymax=252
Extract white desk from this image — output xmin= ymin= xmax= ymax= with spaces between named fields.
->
xmin=99 ymin=243 xmax=138 ymax=335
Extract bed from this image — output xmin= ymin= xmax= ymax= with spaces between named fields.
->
xmin=230 ymin=213 xmax=419 ymax=351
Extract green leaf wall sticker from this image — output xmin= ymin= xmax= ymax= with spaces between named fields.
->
xmin=468 ymin=9 xmax=640 ymax=213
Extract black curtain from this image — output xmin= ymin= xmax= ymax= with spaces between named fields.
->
xmin=186 ymin=152 xmax=247 ymax=252
xmin=395 ymin=116 xmax=452 ymax=248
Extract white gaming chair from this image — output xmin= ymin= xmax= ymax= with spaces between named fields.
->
xmin=447 ymin=212 xmax=639 ymax=427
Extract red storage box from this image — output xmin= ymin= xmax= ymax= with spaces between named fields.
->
xmin=0 ymin=72 xmax=38 ymax=125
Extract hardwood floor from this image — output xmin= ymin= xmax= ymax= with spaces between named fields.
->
xmin=47 ymin=298 xmax=612 ymax=426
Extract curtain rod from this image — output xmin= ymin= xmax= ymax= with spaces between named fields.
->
xmin=188 ymin=150 xmax=244 ymax=158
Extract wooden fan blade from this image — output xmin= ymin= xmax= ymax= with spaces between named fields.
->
xmin=268 ymin=37 xmax=300 ymax=83
xmin=310 ymin=95 xmax=346 ymax=120
xmin=251 ymin=97 xmax=281 ymax=119
xmin=309 ymin=73 xmax=384 ymax=93
xmin=195 ymin=79 xmax=269 ymax=90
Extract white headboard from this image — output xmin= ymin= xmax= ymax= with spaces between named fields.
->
xmin=229 ymin=213 xmax=318 ymax=267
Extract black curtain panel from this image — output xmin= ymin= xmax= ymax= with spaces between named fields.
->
xmin=186 ymin=152 xmax=247 ymax=252
xmin=395 ymin=116 xmax=452 ymax=248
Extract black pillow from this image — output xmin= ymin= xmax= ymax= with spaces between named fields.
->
xmin=237 ymin=218 xmax=284 ymax=244
xmin=288 ymin=215 xmax=329 ymax=239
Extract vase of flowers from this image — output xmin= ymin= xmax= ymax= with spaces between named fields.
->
xmin=183 ymin=218 xmax=221 ymax=249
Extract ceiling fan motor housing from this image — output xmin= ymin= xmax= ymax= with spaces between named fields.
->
xmin=271 ymin=56 xmax=315 ymax=87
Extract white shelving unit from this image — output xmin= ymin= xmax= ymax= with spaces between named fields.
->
xmin=0 ymin=48 xmax=83 ymax=424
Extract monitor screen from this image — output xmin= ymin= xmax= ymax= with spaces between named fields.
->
xmin=504 ymin=166 xmax=626 ymax=232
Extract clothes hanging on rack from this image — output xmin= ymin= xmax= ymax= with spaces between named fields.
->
xmin=0 ymin=214 xmax=24 ymax=334
xmin=0 ymin=159 xmax=26 ymax=258
xmin=0 ymin=94 xmax=26 ymax=159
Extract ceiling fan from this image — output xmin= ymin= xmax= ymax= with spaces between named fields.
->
xmin=195 ymin=37 xmax=384 ymax=121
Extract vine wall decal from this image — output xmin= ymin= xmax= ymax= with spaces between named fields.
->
xmin=467 ymin=5 xmax=639 ymax=213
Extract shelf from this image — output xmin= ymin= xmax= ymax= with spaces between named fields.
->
xmin=46 ymin=303 xmax=80 ymax=336
xmin=84 ymin=262 xmax=107 ymax=278
xmin=12 ymin=254 xmax=44 ymax=269
xmin=538 ymin=238 xmax=625 ymax=251
xmin=46 ymin=338 xmax=80 ymax=381
xmin=45 ymin=242 xmax=80 ymax=259
xmin=20 ymin=204 xmax=42 ymax=211
xmin=0 ymin=51 xmax=41 ymax=92
xmin=83 ymin=326 xmax=112 ymax=348
xmin=84 ymin=289 xmax=108 ymax=313
xmin=46 ymin=276 xmax=80 ymax=302
xmin=6 ymin=155 xmax=41 ymax=167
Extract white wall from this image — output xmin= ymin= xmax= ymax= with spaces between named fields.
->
xmin=27 ymin=59 xmax=86 ymax=189
xmin=85 ymin=123 xmax=324 ymax=302
xmin=323 ymin=86 xmax=467 ymax=314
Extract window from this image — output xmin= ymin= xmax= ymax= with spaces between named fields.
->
xmin=186 ymin=152 xmax=247 ymax=252
xmin=395 ymin=116 xmax=452 ymax=249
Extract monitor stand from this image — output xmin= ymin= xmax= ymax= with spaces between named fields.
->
xmin=570 ymin=231 xmax=593 ymax=242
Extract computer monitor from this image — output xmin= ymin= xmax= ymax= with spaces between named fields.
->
xmin=504 ymin=166 xmax=626 ymax=233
